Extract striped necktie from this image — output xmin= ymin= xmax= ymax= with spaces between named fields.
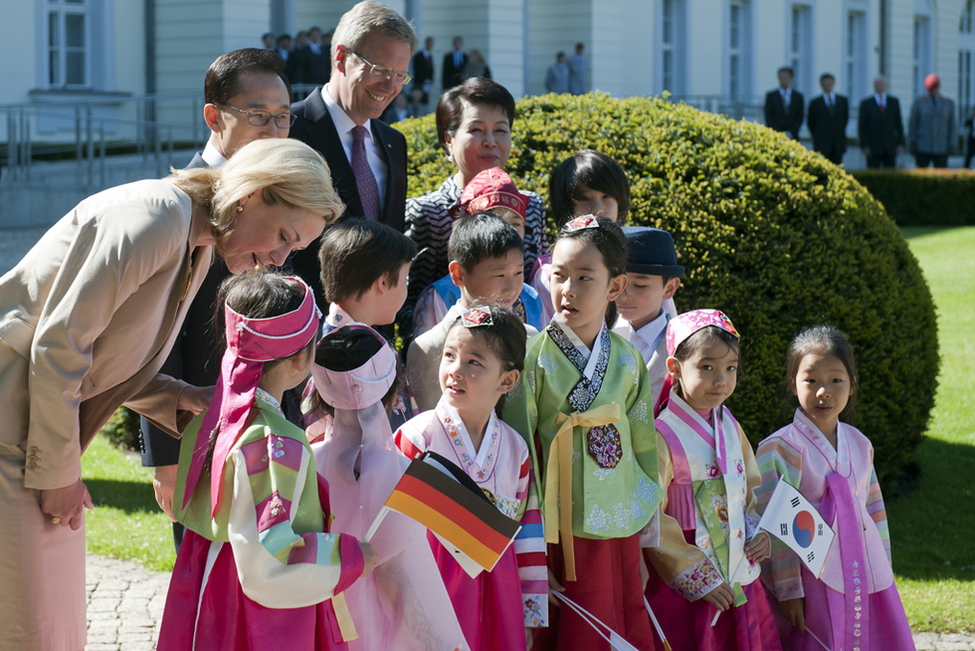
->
xmin=351 ymin=125 xmax=381 ymax=222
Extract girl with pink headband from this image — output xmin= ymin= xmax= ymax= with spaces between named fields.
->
xmin=645 ymin=309 xmax=781 ymax=651
xmin=158 ymin=271 xmax=376 ymax=651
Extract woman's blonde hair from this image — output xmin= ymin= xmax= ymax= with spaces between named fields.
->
xmin=169 ymin=139 xmax=345 ymax=244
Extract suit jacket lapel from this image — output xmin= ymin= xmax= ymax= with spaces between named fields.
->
xmin=304 ymin=94 xmax=363 ymax=218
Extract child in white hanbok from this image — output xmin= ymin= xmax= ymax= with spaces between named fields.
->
xmin=756 ymin=326 xmax=915 ymax=651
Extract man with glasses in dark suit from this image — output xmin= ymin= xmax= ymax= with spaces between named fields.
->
xmin=139 ymin=49 xmax=296 ymax=551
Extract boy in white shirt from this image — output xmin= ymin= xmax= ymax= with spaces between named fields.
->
xmin=612 ymin=226 xmax=684 ymax=404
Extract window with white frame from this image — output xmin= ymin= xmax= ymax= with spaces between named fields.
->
xmin=727 ymin=0 xmax=752 ymax=100
xmin=914 ymin=0 xmax=933 ymax=98
xmin=789 ymin=3 xmax=813 ymax=96
xmin=658 ymin=0 xmax=685 ymax=96
xmin=845 ymin=9 xmax=867 ymax=99
xmin=48 ymin=0 xmax=89 ymax=88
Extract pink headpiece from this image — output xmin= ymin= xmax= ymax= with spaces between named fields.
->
xmin=310 ymin=325 xmax=398 ymax=410
xmin=655 ymin=309 xmax=741 ymax=418
xmin=183 ymin=276 xmax=320 ymax=516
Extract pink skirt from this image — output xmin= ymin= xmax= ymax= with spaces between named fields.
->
xmin=764 ymin=565 xmax=915 ymax=651
xmin=533 ymin=534 xmax=655 ymax=651
xmin=430 ymin=531 xmax=526 ymax=651
xmin=644 ymin=548 xmax=781 ymax=651
xmin=157 ymin=530 xmax=348 ymax=651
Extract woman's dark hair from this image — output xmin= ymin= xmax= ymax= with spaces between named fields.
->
xmin=435 ymin=77 xmax=516 ymax=152
xmin=671 ymin=325 xmax=742 ymax=402
xmin=445 ymin=303 xmax=526 ymax=415
xmin=549 ymin=150 xmax=631 ymax=228
xmin=553 ymin=216 xmax=627 ymax=326
xmin=784 ymin=325 xmax=858 ymax=423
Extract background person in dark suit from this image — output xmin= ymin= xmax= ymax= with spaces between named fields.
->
xmin=765 ymin=66 xmax=804 ymax=140
xmin=412 ymin=36 xmax=435 ymax=108
xmin=858 ymin=75 xmax=905 ymax=169
xmin=289 ymin=0 xmax=416 ymax=309
xmin=303 ymin=26 xmax=331 ymax=85
xmin=140 ymin=48 xmax=294 ymax=550
xmin=442 ymin=36 xmax=468 ymax=91
xmin=807 ymin=72 xmax=849 ymax=165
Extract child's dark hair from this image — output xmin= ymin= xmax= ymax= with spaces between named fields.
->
xmin=672 ymin=325 xmax=742 ymax=401
xmin=446 ymin=304 xmax=526 ymax=415
xmin=784 ymin=325 xmax=858 ymax=422
xmin=448 ymin=212 xmax=523 ymax=272
xmin=549 ymin=150 xmax=631 ymax=228
xmin=318 ymin=218 xmax=417 ymax=303
xmin=553 ymin=216 xmax=627 ymax=326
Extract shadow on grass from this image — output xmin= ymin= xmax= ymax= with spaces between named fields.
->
xmin=900 ymin=226 xmax=969 ymax=240
xmin=86 ymin=477 xmax=160 ymax=515
xmin=888 ymin=436 xmax=975 ymax=582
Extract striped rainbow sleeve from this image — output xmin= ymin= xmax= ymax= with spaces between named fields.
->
xmin=755 ymin=436 xmax=804 ymax=602
xmin=865 ymin=460 xmax=891 ymax=565
xmin=229 ymin=433 xmax=364 ymax=608
xmin=514 ymin=462 xmax=548 ymax=628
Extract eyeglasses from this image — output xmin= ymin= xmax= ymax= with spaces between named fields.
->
xmin=347 ymin=49 xmax=412 ymax=84
xmin=216 ymin=103 xmax=297 ymax=129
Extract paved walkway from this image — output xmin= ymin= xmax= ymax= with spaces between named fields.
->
xmin=3 ymin=224 xmax=971 ymax=651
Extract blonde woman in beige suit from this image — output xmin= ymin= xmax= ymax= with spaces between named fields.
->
xmin=0 ymin=138 xmax=344 ymax=651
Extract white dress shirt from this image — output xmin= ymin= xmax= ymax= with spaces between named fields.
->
xmin=202 ymin=140 xmax=228 ymax=168
xmin=321 ymin=84 xmax=389 ymax=214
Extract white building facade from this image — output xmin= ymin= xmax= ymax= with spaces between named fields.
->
xmin=3 ymin=0 xmax=975 ymax=137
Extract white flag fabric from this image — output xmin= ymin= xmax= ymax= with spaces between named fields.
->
xmin=758 ymin=480 xmax=834 ymax=578
xmin=551 ymin=592 xmax=642 ymax=651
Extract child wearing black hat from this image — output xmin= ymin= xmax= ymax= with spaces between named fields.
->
xmin=612 ymin=226 xmax=684 ymax=404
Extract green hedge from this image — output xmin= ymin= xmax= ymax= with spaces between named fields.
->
xmin=395 ymin=93 xmax=939 ymax=487
xmin=852 ymin=169 xmax=975 ymax=227
xmin=100 ymin=406 xmax=141 ymax=451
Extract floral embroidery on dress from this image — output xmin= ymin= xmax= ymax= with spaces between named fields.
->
xmin=526 ymin=369 xmax=536 ymax=393
xmin=586 ymin=504 xmax=611 ymax=533
xmin=586 ymin=424 xmax=623 ymax=469
xmin=613 ymin=502 xmax=631 ymax=528
xmin=636 ymin=477 xmax=659 ymax=504
xmin=630 ymin=400 xmax=649 ymax=424
xmin=524 ymin=595 xmax=546 ymax=627
xmin=670 ymin=558 xmax=726 ymax=601
xmin=629 ymin=499 xmax=646 ymax=523
xmin=483 ymin=489 xmax=522 ymax=519
xmin=705 ymin=461 xmax=721 ymax=479
xmin=618 ymin=352 xmax=637 ymax=376
xmin=592 ymin=468 xmax=616 ymax=481
xmin=538 ymin=353 xmax=560 ymax=374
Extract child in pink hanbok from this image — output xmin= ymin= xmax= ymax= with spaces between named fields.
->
xmin=756 ymin=326 xmax=915 ymax=651
xmin=645 ymin=309 xmax=781 ymax=651
xmin=158 ymin=271 xmax=376 ymax=651
xmin=395 ymin=304 xmax=548 ymax=651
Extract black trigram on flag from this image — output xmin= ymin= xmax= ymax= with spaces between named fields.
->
xmin=818 ymin=524 xmax=824 ymax=535
xmin=791 ymin=497 xmax=800 ymax=508
xmin=807 ymin=551 xmax=816 ymax=563
xmin=780 ymin=524 xmax=789 ymax=535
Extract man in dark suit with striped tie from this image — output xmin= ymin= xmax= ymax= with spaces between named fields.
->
xmin=858 ymin=75 xmax=905 ymax=169
xmin=807 ymin=73 xmax=849 ymax=165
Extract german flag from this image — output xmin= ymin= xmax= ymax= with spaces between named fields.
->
xmin=385 ymin=451 xmax=521 ymax=572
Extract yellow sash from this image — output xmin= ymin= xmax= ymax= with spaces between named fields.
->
xmin=332 ymin=592 xmax=358 ymax=641
xmin=545 ymin=403 xmax=621 ymax=581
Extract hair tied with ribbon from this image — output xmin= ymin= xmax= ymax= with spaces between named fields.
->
xmin=462 ymin=306 xmax=494 ymax=328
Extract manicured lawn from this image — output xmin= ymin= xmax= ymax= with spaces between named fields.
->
xmin=889 ymin=226 xmax=975 ymax=633
xmin=80 ymin=226 xmax=975 ymax=631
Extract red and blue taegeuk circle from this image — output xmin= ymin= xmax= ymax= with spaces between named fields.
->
xmin=793 ymin=511 xmax=816 ymax=548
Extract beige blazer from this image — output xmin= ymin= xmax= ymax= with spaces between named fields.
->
xmin=0 ymin=179 xmax=213 ymax=490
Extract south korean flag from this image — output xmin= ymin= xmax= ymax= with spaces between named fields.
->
xmin=758 ymin=480 xmax=835 ymax=578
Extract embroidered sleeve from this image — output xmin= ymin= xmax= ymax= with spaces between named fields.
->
xmin=514 ymin=463 xmax=549 ymax=628
xmin=227 ymin=433 xmax=364 ymax=608
xmin=668 ymin=557 xmax=727 ymax=601
xmin=865 ymin=450 xmax=891 ymax=565
xmin=755 ymin=436 xmax=804 ymax=601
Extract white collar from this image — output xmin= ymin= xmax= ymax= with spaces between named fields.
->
xmin=555 ymin=316 xmax=607 ymax=380
xmin=875 ymin=93 xmax=886 ymax=104
xmin=322 ymin=84 xmax=372 ymax=139
xmin=326 ymin=303 xmax=357 ymax=329
xmin=202 ymin=140 xmax=228 ymax=168
xmin=438 ymin=399 xmax=497 ymax=466
xmin=634 ymin=310 xmax=669 ymax=347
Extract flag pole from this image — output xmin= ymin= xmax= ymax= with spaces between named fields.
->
xmin=363 ymin=506 xmax=389 ymax=543
xmin=643 ymin=596 xmax=672 ymax=651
